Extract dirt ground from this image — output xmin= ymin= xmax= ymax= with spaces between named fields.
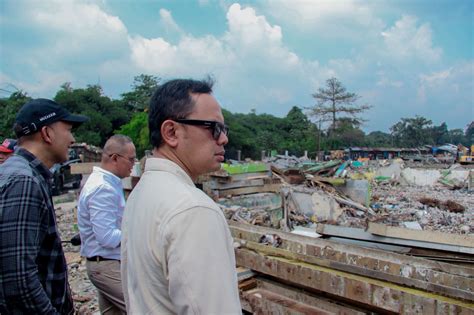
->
xmin=54 ymin=192 xmax=100 ymax=314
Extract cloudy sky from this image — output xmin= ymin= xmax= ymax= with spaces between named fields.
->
xmin=1 ymin=0 xmax=472 ymax=132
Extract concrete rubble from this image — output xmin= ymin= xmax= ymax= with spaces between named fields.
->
xmin=218 ymin=157 xmax=473 ymax=236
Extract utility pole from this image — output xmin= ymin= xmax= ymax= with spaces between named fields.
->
xmin=317 ymin=119 xmax=322 ymax=161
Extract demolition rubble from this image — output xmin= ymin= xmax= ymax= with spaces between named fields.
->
xmin=58 ymin=151 xmax=473 ymax=314
xmin=216 ymin=156 xmax=473 ymax=235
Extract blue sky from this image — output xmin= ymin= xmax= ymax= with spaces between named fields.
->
xmin=1 ymin=0 xmax=473 ymax=133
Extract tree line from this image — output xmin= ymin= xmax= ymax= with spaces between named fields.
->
xmin=1 ymin=75 xmax=472 ymax=160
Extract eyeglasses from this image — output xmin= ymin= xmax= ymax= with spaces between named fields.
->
xmin=109 ymin=153 xmax=137 ymax=164
xmin=173 ymin=119 xmax=229 ymax=140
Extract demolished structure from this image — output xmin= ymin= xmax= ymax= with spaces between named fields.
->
xmin=200 ymin=155 xmax=473 ymax=313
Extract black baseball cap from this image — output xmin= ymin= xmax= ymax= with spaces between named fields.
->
xmin=14 ymin=98 xmax=89 ymax=137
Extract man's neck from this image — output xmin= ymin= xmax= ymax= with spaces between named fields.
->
xmin=19 ymin=143 xmax=54 ymax=169
xmin=153 ymin=147 xmax=196 ymax=182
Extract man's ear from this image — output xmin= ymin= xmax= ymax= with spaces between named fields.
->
xmin=160 ymin=120 xmax=179 ymax=148
xmin=39 ymin=126 xmax=53 ymax=144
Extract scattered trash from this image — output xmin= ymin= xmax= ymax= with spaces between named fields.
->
xmin=259 ymin=234 xmax=282 ymax=247
xmin=443 ymin=200 xmax=465 ymax=213
xmin=206 ymin=157 xmax=472 ymax=236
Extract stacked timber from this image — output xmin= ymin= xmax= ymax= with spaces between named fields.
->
xmin=232 ymin=221 xmax=474 ymax=314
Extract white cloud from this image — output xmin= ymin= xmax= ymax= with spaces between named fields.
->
xmin=419 ymin=68 xmax=452 ymax=85
xmin=128 ymin=34 xmax=234 ymax=77
xmin=262 ymin=0 xmax=384 ymax=39
xmin=198 ymin=0 xmax=211 ymax=6
xmin=31 ymin=1 xmax=126 ymax=35
xmin=226 ymin=3 xmax=282 ymax=47
xmin=381 ymin=15 xmax=442 ymax=63
xmin=10 ymin=0 xmax=128 ymax=61
xmin=0 ymin=71 xmax=73 ymax=98
xmin=376 ymin=71 xmax=404 ymax=88
xmin=128 ymin=3 xmax=307 ymax=97
xmin=417 ymin=63 xmax=473 ymax=102
xmin=159 ymin=9 xmax=183 ymax=35
xmin=0 ymin=0 xmax=133 ymax=97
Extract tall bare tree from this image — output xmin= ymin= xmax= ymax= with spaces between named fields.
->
xmin=309 ymin=77 xmax=371 ymax=134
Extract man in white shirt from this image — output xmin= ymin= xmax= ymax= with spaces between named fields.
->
xmin=121 ymin=78 xmax=241 ymax=314
xmin=78 ymin=135 xmax=136 ymax=314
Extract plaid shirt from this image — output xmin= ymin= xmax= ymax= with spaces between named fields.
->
xmin=0 ymin=148 xmax=73 ymax=314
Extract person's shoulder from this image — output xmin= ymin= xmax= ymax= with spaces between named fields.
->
xmin=81 ymin=173 xmax=115 ymax=197
xmin=0 ymin=155 xmax=35 ymax=178
xmin=171 ymin=187 xmax=222 ymax=218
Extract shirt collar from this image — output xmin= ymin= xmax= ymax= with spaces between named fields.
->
xmin=15 ymin=147 xmax=52 ymax=180
xmin=92 ymin=166 xmax=122 ymax=185
xmin=144 ymin=158 xmax=195 ymax=187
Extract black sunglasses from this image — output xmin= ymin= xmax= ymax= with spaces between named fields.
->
xmin=173 ymin=119 xmax=229 ymax=140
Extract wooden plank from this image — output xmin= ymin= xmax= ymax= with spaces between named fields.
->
xmin=231 ymin=221 xmax=473 ymax=277
xmin=327 ymin=236 xmax=412 ymax=253
xmin=218 ymin=183 xmax=281 ymax=197
xmin=230 ymin=221 xmax=474 ymax=301
xmin=204 ymin=178 xmax=266 ymax=190
xmin=236 ymin=239 xmax=474 ymax=303
xmin=311 ymin=176 xmax=346 ymax=186
xmin=317 ymin=223 xmax=474 ymax=255
xmin=236 ymin=248 xmax=474 ymax=314
xmin=243 ymin=288 xmax=335 ymax=315
xmin=249 ymin=278 xmax=367 ymax=314
xmin=70 ymin=162 xmax=100 ymax=174
xmin=368 ymin=222 xmax=474 ymax=248
xmin=332 ymin=195 xmax=376 ymax=215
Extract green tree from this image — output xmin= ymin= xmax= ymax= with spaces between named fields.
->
xmin=324 ymin=117 xmax=365 ymax=149
xmin=465 ymin=121 xmax=474 ymax=145
xmin=116 ymin=112 xmax=150 ymax=158
xmin=446 ymin=128 xmax=466 ymax=145
xmin=430 ymin=122 xmax=449 ymax=145
xmin=0 ymin=91 xmax=30 ymax=138
xmin=282 ymin=106 xmax=317 ymax=155
xmin=121 ymin=74 xmax=160 ymax=112
xmin=54 ymin=84 xmax=129 ymax=146
xmin=365 ymin=131 xmax=392 ymax=147
xmin=390 ymin=116 xmax=433 ymax=147
xmin=309 ymin=77 xmax=371 ymax=135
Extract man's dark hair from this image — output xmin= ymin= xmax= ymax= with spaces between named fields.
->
xmin=149 ymin=78 xmax=214 ymax=148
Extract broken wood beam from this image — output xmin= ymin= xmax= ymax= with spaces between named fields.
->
xmin=368 ymin=222 xmax=474 ymax=248
xmin=236 ymin=248 xmax=474 ymax=314
xmin=317 ymin=223 xmax=474 ymax=255
xmin=332 ymin=195 xmax=376 ymax=215
xmin=230 ymin=221 xmax=474 ymax=302
xmin=204 ymin=178 xmax=266 ymax=190
xmin=217 ymin=183 xmax=282 ymax=198
xmin=241 ymin=277 xmax=366 ymax=315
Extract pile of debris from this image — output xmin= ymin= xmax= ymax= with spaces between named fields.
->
xmin=209 ymin=157 xmax=473 ymax=313
xmin=54 ymin=193 xmax=99 ymax=314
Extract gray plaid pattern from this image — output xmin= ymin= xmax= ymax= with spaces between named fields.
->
xmin=0 ymin=148 xmax=73 ymax=314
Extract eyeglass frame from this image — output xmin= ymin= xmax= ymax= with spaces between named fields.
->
xmin=109 ymin=153 xmax=137 ymax=164
xmin=173 ymin=119 xmax=229 ymax=140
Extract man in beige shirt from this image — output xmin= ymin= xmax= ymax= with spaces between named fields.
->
xmin=121 ymin=78 xmax=241 ymax=314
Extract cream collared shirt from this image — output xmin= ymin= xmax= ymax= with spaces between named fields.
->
xmin=121 ymin=158 xmax=241 ymax=315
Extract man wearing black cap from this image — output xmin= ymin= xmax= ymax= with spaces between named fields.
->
xmin=0 ymin=98 xmax=88 ymax=314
